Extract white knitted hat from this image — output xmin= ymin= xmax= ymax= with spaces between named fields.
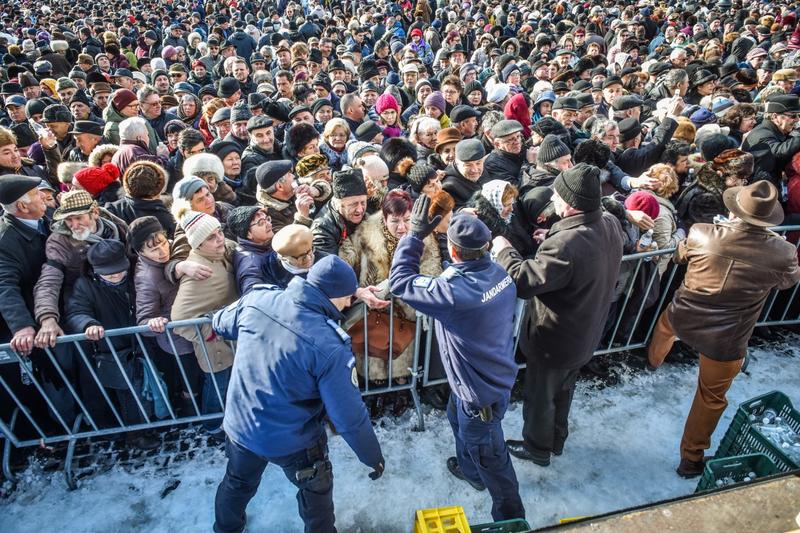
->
xmin=181 ymin=211 xmax=221 ymax=249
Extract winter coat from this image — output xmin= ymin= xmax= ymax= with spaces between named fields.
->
xmin=164 ymin=202 xmax=233 ymax=284
xmin=466 ymin=192 xmax=536 ymax=258
xmin=146 ymin=111 xmax=179 ymax=144
xmin=0 ymin=214 xmax=47 ymax=340
xmin=497 ymin=210 xmax=625 ymax=369
xmin=652 ymin=194 xmax=681 ymax=275
xmin=39 ymin=52 xmax=73 ymax=78
xmin=615 ymin=117 xmax=677 ymax=177
xmin=233 ymin=238 xmax=272 ymax=296
xmin=134 ymin=255 xmax=193 ymax=355
xmin=441 ymin=163 xmax=483 ymax=210
xmin=227 ymin=30 xmax=258 ymax=60
xmin=255 ymin=189 xmax=313 ymax=234
xmin=65 ymin=273 xmax=140 ymax=389
xmin=240 ymin=144 xmax=282 ymax=205
xmin=675 ymin=164 xmax=727 ymax=228
xmin=338 ymin=212 xmax=442 ymax=380
xmin=102 ymin=105 xmax=159 ymax=155
xmin=667 ymin=220 xmax=800 ymax=361
xmin=105 ymin=196 xmax=177 ymax=238
xmin=741 ymin=118 xmax=800 ymax=189
xmin=212 ymin=278 xmax=382 ymax=466
xmin=311 ymin=202 xmax=362 ymax=255
xmin=111 ymin=141 xmax=166 ymax=176
xmin=34 ymin=209 xmax=128 ymax=324
xmin=484 ymin=148 xmax=526 ymax=188
xmin=96 ymin=181 xmax=125 ymax=205
xmin=171 ymin=243 xmax=238 ymax=373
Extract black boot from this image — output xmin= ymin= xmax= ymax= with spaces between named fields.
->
xmin=506 ymin=439 xmax=550 ymax=466
xmin=446 ymin=457 xmax=485 ymax=491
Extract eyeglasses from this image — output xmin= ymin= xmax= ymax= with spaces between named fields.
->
xmin=143 ymin=100 xmax=161 ymax=107
xmin=250 ymin=215 xmax=271 ymax=228
xmin=289 ymin=246 xmax=314 ymax=260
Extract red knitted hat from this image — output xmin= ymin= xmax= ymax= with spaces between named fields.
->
xmin=375 ymin=93 xmax=400 ymax=115
xmin=624 ymin=191 xmax=660 ymax=220
xmin=74 ymin=163 xmax=121 ymax=197
xmin=111 ymin=89 xmax=137 ymax=112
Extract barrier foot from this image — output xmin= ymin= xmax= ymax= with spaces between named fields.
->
xmin=2 ymin=408 xmax=19 ymax=484
xmin=64 ymin=413 xmax=83 ymax=491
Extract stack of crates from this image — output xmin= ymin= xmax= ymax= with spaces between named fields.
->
xmin=696 ymin=390 xmax=800 ymax=492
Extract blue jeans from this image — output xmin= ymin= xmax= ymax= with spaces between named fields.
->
xmin=201 ymin=367 xmax=231 ymax=433
xmin=214 ymin=436 xmax=335 ymax=533
xmin=447 ymin=393 xmax=525 ymax=521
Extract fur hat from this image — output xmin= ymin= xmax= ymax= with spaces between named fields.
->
xmin=380 ymin=137 xmax=417 ymax=174
xmin=57 ymin=161 xmax=88 ymax=185
xmin=123 ymin=161 xmax=168 ymax=199
xmin=673 ymin=117 xmax=696 ymax=144
xmin=87 ymin=144 xmax=119 ymax=168
xmin=295 ymin=154 xmax=328 ymax=179
xmin=73 ymin=163 xmax=121 ymax=197
xmin=713 ymin=149 xmax=754 ymax=183
xmin=285 ymin=123 xmax=319 ymax=159
xmin=332 ymin=169 xmax=367 ymax=198
xmin=183 ymin=153 xmax=225 ymax=182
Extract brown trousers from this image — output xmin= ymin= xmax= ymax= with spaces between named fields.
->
xmin=648 ymin=311 xmax=744 ymax=462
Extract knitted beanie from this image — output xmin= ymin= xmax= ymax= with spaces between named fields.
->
xmin=424 ymin=91 xmax=446 ymax=113
xmin=110 ymin=89 xmax=137 ymax=112
xmin=624 ymin=191 xmax=660 ymax=220
xmin=375 ymin=93 xmax=400 ymax=115
xmin=128 ymin=216 xmax=164 ymax=253
xmin=181 ymin=211 xmax=221 ymax=249
xmin=226 ymin=206 xmax=262 ymax=240
xmin=173 ymin=176 xmax=207 ymax=201
xmin=74 ymin=163 xmax=121 ymax=197
xmin=553 ymin=163 xmax=602 ymax=212
xmin=537 ymin=134 xmax=571 ymax=164
xmin=407 ymin=161 xmax=438 ymax=193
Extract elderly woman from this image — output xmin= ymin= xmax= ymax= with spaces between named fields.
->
xmin=339 ymin=190 xmax=442 ymax=390
xmin=639 ymin=164 xmax=686 ymax=273
xmin=718 ymin=104 xmax=758 ymax=147
xmin=409 ymin=116 xmax=441 ymax=161
xmin=177 ymin=93 xmax=202 ymax=128
xmin=184 ymin=151 xmax=238 ymax=205
xmin=319 ymin=118 xmax=350 ymax=171
xmin=676 ymin=149 xmax=755 ymax=228
xmin=170 ymin=211 xmax=238 ymax=439
xmin=466 ymin=179 xmax=535 ymax=257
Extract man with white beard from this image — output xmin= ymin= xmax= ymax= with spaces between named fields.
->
xmin=32 ymin=190 xmax=130 ymax=349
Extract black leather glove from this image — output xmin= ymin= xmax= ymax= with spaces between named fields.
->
xmin=368 ymin=461 xmax=385 ymax=480
xmin=410 ymin=195 xmax=442 ymax=240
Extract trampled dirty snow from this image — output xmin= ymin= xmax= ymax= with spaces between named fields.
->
xmin=2 ymin=340 xmax=799 ymax=533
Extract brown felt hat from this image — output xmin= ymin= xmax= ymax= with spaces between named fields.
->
xmin=434 ymin=127 xmax=462 ymax=153
xmin=722 ymin=180 xmax=784 ymax=227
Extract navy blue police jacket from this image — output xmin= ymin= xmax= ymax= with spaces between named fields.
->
xmin=389 ymin=235 xmax=518 ymax=408
xmin=212 ymin=277 xmax=382 ymax=466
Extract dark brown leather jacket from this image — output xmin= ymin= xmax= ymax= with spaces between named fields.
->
xmin=668 ymin=220 xmax=800 ymax=360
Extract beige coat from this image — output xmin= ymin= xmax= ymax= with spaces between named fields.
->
xmin=170 ymin=241 xmax=238 ymax=373
xmin=339 ymin=212 xmax=442 ymax=380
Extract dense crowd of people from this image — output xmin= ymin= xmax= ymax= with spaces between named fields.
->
xmin=1 ymin=0 xmax=800 ymax=523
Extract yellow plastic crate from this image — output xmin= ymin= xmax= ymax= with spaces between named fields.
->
xmin=414 ymin=506 xmax=471 ymax=533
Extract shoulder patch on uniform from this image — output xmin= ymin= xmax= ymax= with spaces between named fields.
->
xmin=441 ymin=266 xmax=462 ymax=281
xmin=326 ymin=318 xmax=350 ymax=343
xmin=413 ymin=276 xmax=434 ymax=289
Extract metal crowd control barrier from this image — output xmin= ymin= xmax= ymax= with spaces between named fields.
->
xmin=2 ymin=225 xmax=800 ymax=488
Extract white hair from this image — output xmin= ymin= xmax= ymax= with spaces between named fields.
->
xmin=119 ymin=117 xmax=149 ymax=142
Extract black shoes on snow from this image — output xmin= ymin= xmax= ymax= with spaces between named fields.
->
xmin=446 ymin=457 xmax=486 ymax=491
xmin=676 ymin=456 xmax=712 ymax=478
xmin=506 ymin=440 xmax=551 ymax=466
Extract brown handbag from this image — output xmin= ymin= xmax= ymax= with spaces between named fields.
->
xmin=348 ymin=308 xmax=416 ymax=360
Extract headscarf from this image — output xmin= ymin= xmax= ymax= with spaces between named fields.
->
xmin=481 ymin=179 xmax=512 ymax=223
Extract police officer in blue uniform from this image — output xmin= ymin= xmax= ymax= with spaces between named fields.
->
xmin=390 ymin=196 xmax=525 ymax=521
xmin=211 ymin=255 xmax=384 ymax=533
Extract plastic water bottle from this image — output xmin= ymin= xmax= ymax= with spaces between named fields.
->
xmin=639 ymin=229 xmax=654 ymax=249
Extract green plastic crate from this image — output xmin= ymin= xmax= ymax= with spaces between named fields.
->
xmin=470 ymin=519 xmax=530 ymax=533
xmin=715 ymin=390 xmax=798 ymax=469
xmin=695 ymin=453 xmax=780 ymax=492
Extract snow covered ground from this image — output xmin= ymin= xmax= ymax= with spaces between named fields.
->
xmin=2 ymin=339 xmax=799 ymax=533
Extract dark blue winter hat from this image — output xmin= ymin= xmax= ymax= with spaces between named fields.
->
xmin=447 ymin=214 xmax=491 ymax=251
xmin=307 ymin=256 xmax=358 ymax=299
